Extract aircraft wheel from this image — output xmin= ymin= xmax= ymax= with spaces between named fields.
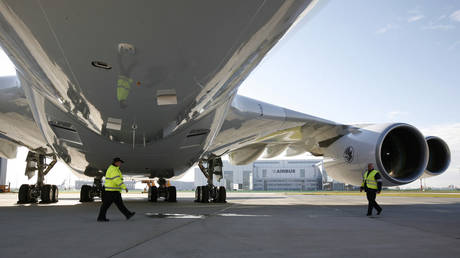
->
xmin=18 ymin=184 xmax=31 ymax=204
xmin=80 ymin=185 xmax=93 ymax=202
xmin=194 ymin=186 xmax=201 ymax=202
xmin=217 ymin=186 xmax=226 ymax=203
xmin=200 ymin=186 xmax=209 ymax=203
xmin=148 ymin=186 xmax=158 ymax=202
xmin=40 ymin=184 xmax=53 ymax=203
xmin=166 ymin=186 xmax=176 ymax=202
xmin=52 ymin=185 xmax=59 ymax=203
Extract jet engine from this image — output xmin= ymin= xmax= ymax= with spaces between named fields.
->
xmin=421 ymin=136 xmax=451 ymax=178
xmin=323 ymin=123 xmax=428 ymax=186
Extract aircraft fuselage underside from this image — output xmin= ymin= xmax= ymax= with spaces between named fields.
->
xmin=0 ymin=0 xmax=314 ymax=177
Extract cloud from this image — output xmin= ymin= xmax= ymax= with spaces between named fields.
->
xmin=386 ymin=111 xmax=409 ymax=120
xmin=407 ymin=7 xmax=424 ymax=23
xmin=422 ymin=23 xmax=455 ymax=31
xmin=448 ymin=41 xmax=460 ymax=51
xmin=450 ymin=10 xmax=460 ymax=22
xmin=408 ymin=15 xmax=424 ymax=23
xmin=420 ymin=123 xmax=460 ymax=187
xmin=375 ymin=24 xmax=397 ymax=34
xmin=421 ymin=10 xmax=458 ymax=31
xmin=422 ymin=123 xmax=460 ymax=141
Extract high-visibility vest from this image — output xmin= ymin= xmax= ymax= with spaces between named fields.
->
xmin=362 ymin=169 xmax=379 ymax=190
xmin=117 ymin=75 xmax=132 ymax=102
xmin=104 ymin=165 xmax=127 ymax=192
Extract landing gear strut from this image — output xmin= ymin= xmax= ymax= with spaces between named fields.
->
xmin=195 ymin=156 xmax=226 ymax=203
xmin=17 ymin=149 xmax=58 ymax=204
xmin=147 ymin=178 xmax=176 ymax=202
xmin=80 ymin=177 xmax=104 ymax=202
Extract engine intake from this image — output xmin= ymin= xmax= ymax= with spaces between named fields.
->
xmin=324 ymin=123 xmax=428 ymax=186
xmin=422 ymin=136 xmax=451 ymax=177
xmin=377 ymin=124 xmax=428 ymax=185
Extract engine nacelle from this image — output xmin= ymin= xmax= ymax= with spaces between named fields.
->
xmin=422 ymin=136 xmax=451 ymax=178
xmin=323 ymin=123 xmax=428 ymax=186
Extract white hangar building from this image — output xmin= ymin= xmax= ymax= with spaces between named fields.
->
xmin=194 ymin=159 xmax=324 ymax=191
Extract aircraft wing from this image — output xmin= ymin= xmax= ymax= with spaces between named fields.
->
xmin=209 ymin=94 xmax=450 ymax=187
xmin=0 ymin=75 xmax=46 ymax=158
xmin=209 ymin=94 xmax=350 ymax=164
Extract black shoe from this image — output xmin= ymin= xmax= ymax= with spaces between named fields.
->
xmin=97 ymin=218 xmax=110 ymax=222
xmin=377 ymin=210 xmax=382 ymax=215
xmin=366 ymin=213 xmax=371 ymax=216
xmin=126 ymin=212 xmax=135 ymax=220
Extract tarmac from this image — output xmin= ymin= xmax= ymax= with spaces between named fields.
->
xmin=0 ymin=192 xmax=460 ymax=258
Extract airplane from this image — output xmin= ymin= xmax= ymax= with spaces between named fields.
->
xmin=0 ymin=0 xmax=450 ymax=204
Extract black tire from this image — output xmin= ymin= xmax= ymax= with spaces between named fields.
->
xmin=166 ymin=186 xmax=176 ymax=202
xmin=40 ymin=184 xmax=53 ymax=203
xmin=80 ymin=185 xmax=93 ymax=202
xmin=148 ymin=186 xmax=158 ymax=202
xmin=18 ymin=184 xmax=31 ymax=203
xmin=201 ymin=186 xmax=209 ymax=203
xmin=217 ymin=186 xmax=226 ymax=203
xmin=52 ymin=185 xmax=59 ymax=203
xmin=194 ymin=186 xmax=201 ymax=202
xmin=210 ymin=186 xmax=217 ymax=201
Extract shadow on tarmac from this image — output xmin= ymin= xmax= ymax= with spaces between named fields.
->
xmin=1 ymin=194 xmax=460 ymax=258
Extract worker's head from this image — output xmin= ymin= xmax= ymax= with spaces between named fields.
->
xmin=112 ymin=157 xmax=124 ymax=167
xmin=368 ymin=163 xmax=374 ymax=170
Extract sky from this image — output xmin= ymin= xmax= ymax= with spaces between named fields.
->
xmin=2 ymin=0 xmax=460 ymax=189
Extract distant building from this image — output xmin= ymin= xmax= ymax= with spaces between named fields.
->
xmin=194 ymin=162 xmax=252 ymax=190
xmin=322 ymin=180 xmax=345 ymax=191
xmin=170 ymin=181 xmax=195 ymax=191
xmin=253 ymin=160 xmax=323 ymax=191
xmin=195 ymin=159 xmax=324 ymax=191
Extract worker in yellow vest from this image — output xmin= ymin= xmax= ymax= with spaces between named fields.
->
xmin=360 ymin=163 xmax=383 ymax=216
xmin=97 ymin=157 xmax=135 ymax=222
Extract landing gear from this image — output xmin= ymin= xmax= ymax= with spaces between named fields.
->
xmin=145 ymin=178 xmax=176 ymax=202
xmin=194 ymin=156 xmax=226 ymax=203
xmin=148 ymin=185 xmax=158 ymax=202
xmin=52 ymin=185 xmax=59 ymax=203
xmin=80 ymin=185 xmax=93 ymax=202
xmin=18 ymin=184 xmax=32 ymax=203
xmin=17 ymin=149 xmax=59 ymax=204
xmin=80 ymin=177 xmax=104 ymax=202
xmin=165 ymin=186 xmax=176 ymax=202
xmin=195 ymin=185 xmax=226 ymax=203
xmin=216 ymin=186 xmax=226 ymax=203
xmin=40 ymin=184 xmax=53 ymax=203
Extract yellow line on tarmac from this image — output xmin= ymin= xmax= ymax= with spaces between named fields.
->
xmin=288 ymin=192 xmax=460 ymax=198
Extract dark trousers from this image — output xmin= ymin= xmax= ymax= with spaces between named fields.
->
xmin=97 ymin=191 xmax=131 ymax=219
xmin=366 ymin=190 xmax=382 ymax=215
